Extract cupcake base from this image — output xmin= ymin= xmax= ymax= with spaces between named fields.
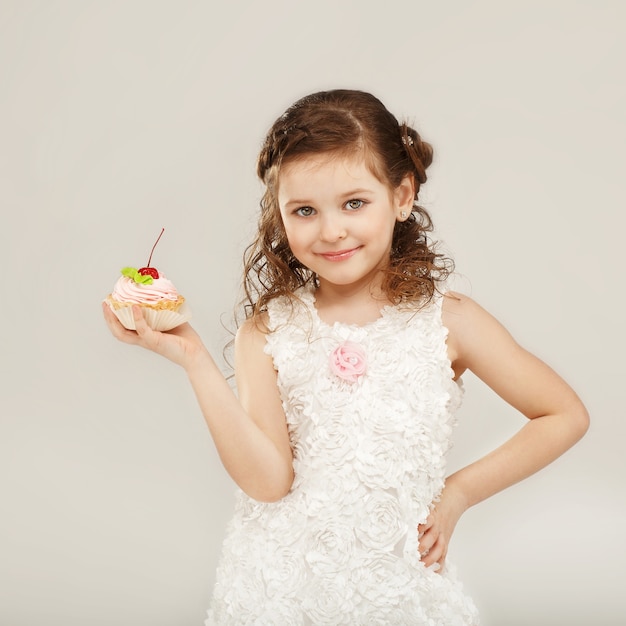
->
xmin=105 ymin=296 xmax=192 ymax=331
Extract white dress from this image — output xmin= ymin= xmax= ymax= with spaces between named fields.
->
xmin=206 ymin=287 xmax=479 ymax=625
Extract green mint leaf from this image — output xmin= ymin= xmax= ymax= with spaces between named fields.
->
xmin=120 ymin=267 xmax=153 ymax=285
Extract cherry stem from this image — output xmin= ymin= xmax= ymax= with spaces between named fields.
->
xmin=147 ymin=228 xmax=165 ymax=267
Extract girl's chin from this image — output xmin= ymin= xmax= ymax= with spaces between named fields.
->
xmin=315 ymin=272 xmax=384 ymax=291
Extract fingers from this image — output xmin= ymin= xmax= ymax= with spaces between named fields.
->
xmin=101 ymin=302 xmax=151 ymax=347
xmin=418 ymin=524 xmax=437 ymax=556
xmin=417 ymin=515 xmax=447 ymax=571
xmin=417 ymin=513 xmax=433 ymax=536
xmin=419 ymin=531 xmax=447 ymax=569
xmin=129 ymin=305 xmax=169 ymax=355
xmin=102 ymin=302 xmax=137 ymax=341
xmin=131 ymin=304 xmax=151 ymax=336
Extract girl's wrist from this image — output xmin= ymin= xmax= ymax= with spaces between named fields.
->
xmin=183 ymin=345 xmax=216 ymax=377
xmin=443 ymin=473 xmax=472 ymax=515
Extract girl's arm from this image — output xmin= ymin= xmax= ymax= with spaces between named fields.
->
xmin=102 ymin=303 xmax=294 ymax=502
xmin=417 ymin=292 xmax=589 ymax=569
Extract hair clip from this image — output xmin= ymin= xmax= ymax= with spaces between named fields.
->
xmin=402 ymin=135 xmax=414 ymax=147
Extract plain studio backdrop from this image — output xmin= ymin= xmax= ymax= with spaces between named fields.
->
xmin=1 ymin=1 xmax=624 ymax=625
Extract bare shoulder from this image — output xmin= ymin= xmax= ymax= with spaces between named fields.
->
xmin=233 ymin=314 xmax=277 ymax=384
xmin=442 ymin=291 xmax=511 ymax=334
xmin=442 ymin=289 xmax=507 ymax=334
xmin=442 ymin=290 xmax=489 ymax=318
xmin=441 ymin=291 xmax=519 ymax=377
xmin=234 ymin=313 xmax=281 ymax=407
xmin=235 ymin=314 xmax=269 ymax=353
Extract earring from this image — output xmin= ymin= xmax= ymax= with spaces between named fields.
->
xmin=401 ymin=211 xmax=407 ymax=219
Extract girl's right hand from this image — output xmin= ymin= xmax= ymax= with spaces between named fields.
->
xmin=102 ymin=302 xmax=209 ymax=370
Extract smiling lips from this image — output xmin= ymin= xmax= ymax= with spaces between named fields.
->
xmin=318 ymin=247 xmax=361 ymax=262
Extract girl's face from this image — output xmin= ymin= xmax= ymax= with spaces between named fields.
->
xmin=277 ymin=153 xmax=414 ymax=294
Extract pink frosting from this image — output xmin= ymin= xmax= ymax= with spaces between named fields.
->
xmin=111 ymin=274 xmax=180 ymax=304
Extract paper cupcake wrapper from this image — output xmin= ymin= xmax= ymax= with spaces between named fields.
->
xmin=108 ymin=301 xmax=192 ymax=331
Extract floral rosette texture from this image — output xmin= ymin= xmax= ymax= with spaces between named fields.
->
xmin=329 ymin=340 xmax=367 ymax=382
xmin=105 ymin=272 xmax=191 ymax=331
xmin=205 ymin=286 xmax=479 ymax=626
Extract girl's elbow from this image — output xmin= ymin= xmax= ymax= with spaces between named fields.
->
xmin=574 ymin=404 xmax=590 ymax=440
xmin=564 ymin=399 xmax=590 ymax=445
xmin=247 ymin=468 xmax=295 ymax=503
xmin=258 ymin=488 xmax=291 ymax=503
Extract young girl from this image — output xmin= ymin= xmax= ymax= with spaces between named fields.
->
xmin=103 ymin=89 xmax=589 ymax=625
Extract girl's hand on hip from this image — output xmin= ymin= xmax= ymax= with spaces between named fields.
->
xmin=417 ymin=479 xmax=469 ymax=572
xmin=102 ymin=302 xmax=208 ymax=370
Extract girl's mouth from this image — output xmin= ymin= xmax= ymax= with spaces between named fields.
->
xmin=318 ymin=247 xmax=360 ymax=262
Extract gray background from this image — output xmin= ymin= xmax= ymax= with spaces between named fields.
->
xmin=1 ymin=1 xmax=624 ymax=624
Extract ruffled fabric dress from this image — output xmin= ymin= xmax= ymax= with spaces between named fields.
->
xmin=206 ymin=287 xmax=479 ymax=625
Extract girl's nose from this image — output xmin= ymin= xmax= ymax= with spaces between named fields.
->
xmin=319 ymin=213 xmax=347 ymax=242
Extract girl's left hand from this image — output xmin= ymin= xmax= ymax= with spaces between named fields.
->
xmin=417 ymin=479 xmax=468 ymax=571
xmin=102 ymin=302 xmax=208 ymax=370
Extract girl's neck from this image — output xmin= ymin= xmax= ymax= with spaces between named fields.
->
xmin=313 ymin=280 xmax=391 ymax=326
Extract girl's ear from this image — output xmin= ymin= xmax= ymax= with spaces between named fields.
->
xmin=395 ymin=175 xmax=415 ymax=221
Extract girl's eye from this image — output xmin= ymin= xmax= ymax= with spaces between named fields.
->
xmin=295 ymin=206 xmax=315 ymax=217
xmin=345 ymin=199 xmax=364 ymax=210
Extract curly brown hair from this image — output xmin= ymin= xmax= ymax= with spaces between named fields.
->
xmin=241 ymin=89 xmax=453 ymax=323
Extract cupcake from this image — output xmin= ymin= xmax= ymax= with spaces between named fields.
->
xmin=104 ymin=229 xmax=192 ymax=331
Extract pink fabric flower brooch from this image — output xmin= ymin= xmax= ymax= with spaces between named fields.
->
xmin=329 ymin=341 xmax=367 ymax=383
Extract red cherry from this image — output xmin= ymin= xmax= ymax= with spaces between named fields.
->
xmin=138 ymin=228 xmax=165 ymax=280
xmin=138 ymin=267 xmax=159 ymax=279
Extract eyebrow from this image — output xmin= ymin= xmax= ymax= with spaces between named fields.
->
xmin=282 ymin=188 xmax=375 ymax=209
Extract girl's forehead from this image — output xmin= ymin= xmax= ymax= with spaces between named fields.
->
xmin=276 ymin=152 xmax=393 ymax=208
xmin=279 ymin=151 xmax=378 ymax=181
